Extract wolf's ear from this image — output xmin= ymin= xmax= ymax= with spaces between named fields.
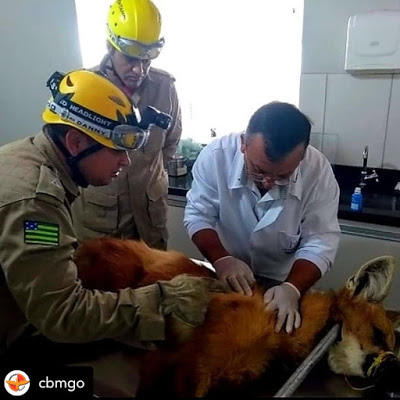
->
xmin=386 ymin=310 xmax=400 ymax=331
xmin=345 ymin=256 xmax=397 ymax=303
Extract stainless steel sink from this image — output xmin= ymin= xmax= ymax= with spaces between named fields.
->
xmin=362 ymin=193 xmax=400 ymax=212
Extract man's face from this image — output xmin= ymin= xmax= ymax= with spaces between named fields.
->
xmin=80 ymin=146 xmax=131 ymax=186
xmin=112 ymin=50 xmax=152 ymax=90
xmin=241 ymin=133 xmax=305 ymax=191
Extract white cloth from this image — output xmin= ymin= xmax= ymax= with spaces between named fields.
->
xmin=189 ymin=258 xmax=215 ymax=272
xmin=184 ymin=133 xmax=341 ymax=282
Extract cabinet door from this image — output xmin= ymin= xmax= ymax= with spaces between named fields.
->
xmin=316 ymin=231 xmax=400 ymax=310
xmin=167 ymin=204 xmax=204 ymax=260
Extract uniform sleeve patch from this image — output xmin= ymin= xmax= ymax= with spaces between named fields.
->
xmin=24 ymin=220 xmax=59 ymax=246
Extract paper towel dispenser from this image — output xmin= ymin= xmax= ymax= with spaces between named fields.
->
xmin=345 ymin=10 xmax=400 ymax=73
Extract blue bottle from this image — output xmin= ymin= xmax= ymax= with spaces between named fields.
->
xmin=351 ymin=187 xmax=363 ymax=212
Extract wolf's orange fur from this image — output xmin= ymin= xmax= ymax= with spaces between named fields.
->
xmin=74 ymin=237 xmax=399 ymax=397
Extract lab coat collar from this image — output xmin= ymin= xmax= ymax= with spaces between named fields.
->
xmin=288 ymin=165 xmax=303 ymax=201
xmin=228 ymin=138 xmax=247 ymax=190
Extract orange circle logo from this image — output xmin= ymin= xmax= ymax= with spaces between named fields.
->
xmin=4 ymin=370 xmax=30 ymax=396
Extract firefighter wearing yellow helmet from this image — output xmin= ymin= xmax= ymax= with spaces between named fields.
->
xmin=106 ymin=0 xmax=164 ymax=60
xmin=43 ymin=69 xmax=148 ymax=151
xmin=0 ymin=66 xmax=227 ymax=364
xmin=72 ymin=0 xmax=182 ymax=251
xmin=42 ymin=69 xmax=171 ymax=188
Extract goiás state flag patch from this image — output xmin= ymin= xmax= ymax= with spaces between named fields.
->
xmin=24 ymin=220 xmax=59 ymax=246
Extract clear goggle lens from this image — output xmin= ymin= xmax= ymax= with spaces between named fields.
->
xmin=111 ymin=125 xmax=149 ymax=150
xmin=117 ymin=37 xmax=164 ymax=60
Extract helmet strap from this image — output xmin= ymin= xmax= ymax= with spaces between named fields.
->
xmin=48 ymin=129 xmax=104 ymax=188
xmin=100 ymin=50 xmax=132 ymax=95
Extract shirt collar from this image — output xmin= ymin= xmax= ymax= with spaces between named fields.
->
xmin=98 ymin=54 xmax=153 ymax=106
xmin=33 ymin=131 xmax=80 ymax=202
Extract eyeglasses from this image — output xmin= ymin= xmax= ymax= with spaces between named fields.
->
xmin=244 ymin=155 xmax=299 ymax=186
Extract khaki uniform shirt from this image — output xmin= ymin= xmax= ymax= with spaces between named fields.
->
xmin=0 ymin=132 xmax=165 ymax=355
xmin=71 ymin=60 xmax=182 ymax=250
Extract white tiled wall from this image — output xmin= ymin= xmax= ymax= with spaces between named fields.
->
xmin=299 ymin=74 xmax=327 ymax=132
xmin=302 ymin=0 xmax=400 ymax=74
xmin=324 ymin=74 xmax=391 ymax=166
xmin=384 ymin=75 xmax=400 ymax=169
xmin=300 ymin=0 xmax=400 ymax=168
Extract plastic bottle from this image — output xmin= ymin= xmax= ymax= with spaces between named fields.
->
xmin=350 ymin=187 xmax=363 ymax=212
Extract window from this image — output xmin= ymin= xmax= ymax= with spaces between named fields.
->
xmin=75 ymin=0 xmax=303 ymax=144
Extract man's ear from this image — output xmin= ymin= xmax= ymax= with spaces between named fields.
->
xmin=64 ymin=129 xmax=89 ymax=156
xmin=106 ymin=40 xmax=113 ymax=53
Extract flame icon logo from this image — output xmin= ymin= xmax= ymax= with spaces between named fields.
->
xmin=4 ymin=370 xmax=30 ymax=396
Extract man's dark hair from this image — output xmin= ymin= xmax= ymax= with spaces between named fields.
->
xmin=43 ymin=123 xmax=70 ymax=138
xmin=43 ymin=124 xmax=97 ymax=145
xmin=245 ymin=101 xmax=312 ymax=162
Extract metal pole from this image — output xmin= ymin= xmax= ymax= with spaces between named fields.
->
xmin=274 ymin=324 xmax=340 ymax=397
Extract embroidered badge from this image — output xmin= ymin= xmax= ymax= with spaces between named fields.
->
xmin=24 ymin=220 xmax=59 ymax=246
xmin=50 ymin=178 xmax=61 ymax=188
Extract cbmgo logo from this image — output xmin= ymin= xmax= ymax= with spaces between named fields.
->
xmin=39 ymin=376 xmax=85 ymax=392
xmin=4 ymin=370 xmax=30 ymax=396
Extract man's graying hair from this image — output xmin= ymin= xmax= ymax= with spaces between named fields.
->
xmin=245 ymin=102 xmax=312 ymax=162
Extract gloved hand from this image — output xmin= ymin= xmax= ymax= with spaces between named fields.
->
xmin=264 ymin=282 xmax=301 ymax=334
xmin=157 ymin=274 xmax=231 ymax=327
xmin=213 ymin=256 xmax=255 ymax=296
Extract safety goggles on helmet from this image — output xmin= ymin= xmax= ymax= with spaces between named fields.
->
xmin=107 ymin=24 xmax=164 ymax=60
xmin=47 ymin=99 xmax=149 ymax=151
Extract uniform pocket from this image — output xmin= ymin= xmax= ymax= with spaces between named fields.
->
xmin=146 ymin=171 xmax=168 ymax=228
xmin=147 ymin=195 xmax=168 ymax=228
xmin=278 ymin=231 xmax=301 ymax=254
xmin=81 ymin=189 xmax=118 ymax=234
xmin=143 ymin=127 xmax=166 ymax=156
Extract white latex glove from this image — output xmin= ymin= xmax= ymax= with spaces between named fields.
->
xmin=264 ymin=282 xmax=301 ymax=334
xmin=213 ymin=256 xmax=255 ymax=296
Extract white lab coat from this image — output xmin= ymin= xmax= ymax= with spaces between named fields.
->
xmin=184 ymin=133 xmax=341 ymax=282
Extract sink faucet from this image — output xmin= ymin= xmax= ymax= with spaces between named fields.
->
xmin=364 ymin=170 xmax=379 ymax=181
xmin=359 ymin=145 xmax=379 ymax=188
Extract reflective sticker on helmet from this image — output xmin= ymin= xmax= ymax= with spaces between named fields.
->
xmin=68 ymin=104 xmax=113 ymax=128
xmin=116 ymin=0 xmax=126 ymax=20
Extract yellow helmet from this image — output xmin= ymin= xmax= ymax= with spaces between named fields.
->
xmin=42 ymin=69 xmax=149 ymax=151
xmin=107 ymin=0 xmax=164 ymax=59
